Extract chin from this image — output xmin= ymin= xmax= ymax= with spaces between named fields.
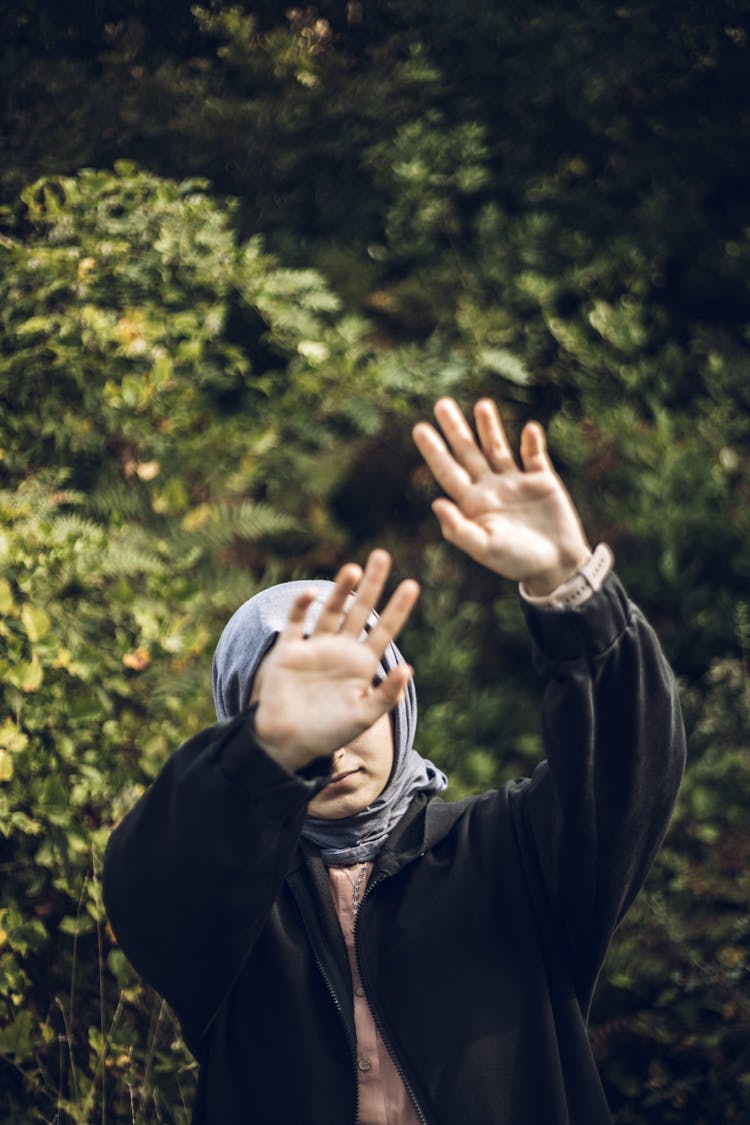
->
xmin=309 ymin=794 xmax=372 ymax=820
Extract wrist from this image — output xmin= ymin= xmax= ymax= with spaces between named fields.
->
xmin=523 ymin=546 xmax=592 ymax=598
xmin=520 ymin=543 xmax=614 ymax=609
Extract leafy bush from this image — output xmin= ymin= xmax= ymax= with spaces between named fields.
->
xmin=1 ymin=2 xmax=750 ymax=1118
xmin=0 ymin=164 xmax=436 ymax=1121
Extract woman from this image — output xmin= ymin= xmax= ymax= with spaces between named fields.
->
xmin=104 ymin=398 xmax=685 ymax=1123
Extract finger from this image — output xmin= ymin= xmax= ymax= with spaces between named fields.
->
xmin=312 ymin=562 xmax=362 ymax=634
xmin=412 ymin=422 xmax=473 ymax=503
xmin=433 ymin=397 xmax=491 ymax=479
xmin=473 ymin=399 xmax=518 ymax=472
xmin=342 ymin=549 xmax=391 ymax=638
xmin=519 ymin=421 xmax=554 ymax=474
xmin=432 ymin=498 xmax=489 ymax=562
xmin=364 ymin=578 xmax=420 ymax=656
xmin=278 ymin=588 xmax=319 ymax=642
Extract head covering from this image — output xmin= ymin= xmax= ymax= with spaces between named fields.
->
xmin=212 ymin=579 xmax=447 ymax=865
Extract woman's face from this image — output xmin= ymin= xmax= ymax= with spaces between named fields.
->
xmin=249 ymin=657 xmax=394 ymax=819
xmin=307 ymin=713 xmax=394 ymax=819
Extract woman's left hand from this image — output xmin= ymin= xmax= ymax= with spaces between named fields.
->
xmin=412 ymin=397 xmax=591 ymax=595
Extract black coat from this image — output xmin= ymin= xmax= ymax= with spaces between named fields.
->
xmin=103 ymin=575 xmax=686 ymax=1124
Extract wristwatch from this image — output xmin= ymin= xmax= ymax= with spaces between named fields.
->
xmin=519 ymin=543 xmax=614 ymax=610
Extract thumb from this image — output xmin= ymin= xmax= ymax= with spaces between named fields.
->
xmin=432 ymin=499 xmax=488 ymax=561
xmin=369 ymin=665 xmax=414 ymax=714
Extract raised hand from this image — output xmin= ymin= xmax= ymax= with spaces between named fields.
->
xmin=252 ymin=550 xmax=419 ymax=770
xmin=412 ymin=398 xmax=590 ymax=594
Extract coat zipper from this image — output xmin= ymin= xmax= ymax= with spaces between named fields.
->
xmin=355 ymin=873 xmax=430 ymax=1125
xmin=308 ymin=941 xmax=362 ymax=1124
xmin=290 ymin=880 xmax=361 ymax=1124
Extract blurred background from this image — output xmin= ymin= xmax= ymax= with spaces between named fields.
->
xmin=1 ymin=1 xmax=749 ymax=1120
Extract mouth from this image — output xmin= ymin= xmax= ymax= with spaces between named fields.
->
xmin=327 ymin=768 xmax=360 ymax=787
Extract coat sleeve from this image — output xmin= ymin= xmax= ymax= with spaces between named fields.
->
xmin=513 ymin=572 xmax=686 ymax=1012
xmin=102 ymin=707 xmax=330 ymax=1049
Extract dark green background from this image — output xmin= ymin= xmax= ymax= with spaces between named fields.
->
xmin=1 ymin=2 xmax=749 ymax=1120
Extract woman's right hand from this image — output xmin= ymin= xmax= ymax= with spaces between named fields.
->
xmin=251 ymin=550 xmax=419 ymax=772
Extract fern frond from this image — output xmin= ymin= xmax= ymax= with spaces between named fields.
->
xmin=84 ymin=479 xmax=149 ymax=521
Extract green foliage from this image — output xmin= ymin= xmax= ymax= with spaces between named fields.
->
xmin=592 ymin=653 xmax=750 ymax=1121
xmin=1 ymin=2 xmax=749 ymax=1120
xmin=0 ymin=477 xmax=201 ymax=1119
xmin=0 ymin=163 xmax=432 ymax=1121
xmin=1 ymin=163 xmax=372 ymax=517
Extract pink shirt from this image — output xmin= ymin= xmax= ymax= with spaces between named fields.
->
xmin=328 ymin=865 xmax=421 ymax=1125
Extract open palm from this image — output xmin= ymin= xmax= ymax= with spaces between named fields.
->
xmin=413 ymin=398 xmax=590 ymax=594
xmin=252 ymin=551 xmax=419 ymax=767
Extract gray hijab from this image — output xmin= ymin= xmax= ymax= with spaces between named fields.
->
xmin=212 ymin=579 xmax=447 ymax=865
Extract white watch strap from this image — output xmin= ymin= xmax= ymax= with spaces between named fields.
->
xmin=519 ymin=543 xmax=615 ymax=610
